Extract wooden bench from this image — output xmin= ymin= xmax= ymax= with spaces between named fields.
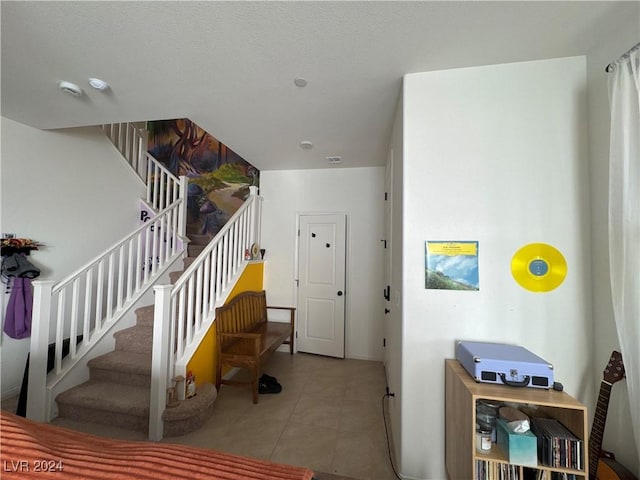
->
xmin=215 ymin=290 xmax=295 ymax=403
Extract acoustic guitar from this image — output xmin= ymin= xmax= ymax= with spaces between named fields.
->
xmin=588 ymin=350 xmax=638 ymax=480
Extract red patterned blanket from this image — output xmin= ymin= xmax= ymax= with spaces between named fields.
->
xmin=1 ymin=411 xmax=314 ymax=479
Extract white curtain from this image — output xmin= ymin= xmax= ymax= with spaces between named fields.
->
xmin=608 ymin=45 xmax=640 ymax=462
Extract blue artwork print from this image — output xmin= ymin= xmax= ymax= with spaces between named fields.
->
xmin=425 ymin=241 xmax=479 ymax=290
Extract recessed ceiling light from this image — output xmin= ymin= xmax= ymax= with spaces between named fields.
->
xmin=300 ymin=141 xmax=313 ymax=149
xmin=294 ymin=77 xmax=308 ymax=88
xmin=88 ymin=78 xmax=109 ymax=91
xmin=59 ymin=81 xmax=83 ymax=97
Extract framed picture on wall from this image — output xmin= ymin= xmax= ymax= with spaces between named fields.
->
xmin=425 ymin=241 xmax=479 ymax=291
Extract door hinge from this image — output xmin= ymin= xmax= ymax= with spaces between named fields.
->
xmin=295 ymin=279 xmax=299 ymax=287
xmin=295 ymin=331 xmax=298 ymax=338
xmin=297 ymin=229 xmax=300 ymax=236
xmin=384 ymin=192 xmax=388 ymax=201
xmin=383 ymin=338 xmax=386 ymax=347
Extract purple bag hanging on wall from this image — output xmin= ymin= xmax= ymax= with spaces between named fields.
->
xmin=2 ymin=253 xmax=39 ymax=339
xmin=4 ymin=277 xmax=33 ymax=339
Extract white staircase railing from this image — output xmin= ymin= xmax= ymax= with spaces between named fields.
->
xmin=149 ymin=186 xmax=261 ymax=440
xmin=102 ymin=123 xmax=148 ymax=182
xmin=27 ymin=123 xmax=188 ymax=422
xmin=102 ymin=123 xmax=181 ymax=214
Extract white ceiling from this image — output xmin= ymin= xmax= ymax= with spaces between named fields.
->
xmin=1 ymin=1 xmax=637 ymax=171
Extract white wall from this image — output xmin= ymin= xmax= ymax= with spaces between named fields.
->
xmin=260 ymin=167 xmax=385 ymax=360
xmin=586 ymin=13 xmax=640 ymax=474
xmin=398 ymin=56 xmax=591 ymax=479
xmin=0 ymin=118 xmax=145 ymax=399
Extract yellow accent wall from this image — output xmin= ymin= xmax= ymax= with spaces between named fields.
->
xmin=186 ymin=261 xmax=264 ymax=386
xmin=227 ymin=261 xmax=265 ymax=299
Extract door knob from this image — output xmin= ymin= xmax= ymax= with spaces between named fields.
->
xmin=337 ymin=291 xmax=343 ymax=296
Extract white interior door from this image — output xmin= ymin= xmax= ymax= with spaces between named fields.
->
xmin=296 ymin=214 xmax=346 ymax=358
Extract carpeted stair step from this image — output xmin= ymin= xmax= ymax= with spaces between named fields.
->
xmin=170 ymin=270 xmax=184 ymax=284
xmin=187 ymin=233 xmax=211 ymax=246
xmin=163 ymin=382 xmax=218 ymax=437
xmin=56 ymin=381 xmax=150 ymax=432
xmin=135 ymin=305 xmax=155 ymax=327
xmin=187 ymin=243 xmax=206 ymax=257
xmin=183 ymin=256 xmax=197 ymax=269
xmin=114 ymin=325 xmax=153 ymax=354
xmin=185 ymin=222 xmax=201 ymax=236
xmin=88 ymin=351 xmax=152 ymax=387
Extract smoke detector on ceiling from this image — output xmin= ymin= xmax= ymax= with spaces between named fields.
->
xmin=59 ymin=81 xmax=83 ymax=97
xmin=326 ymin=156 xmax=342 ymax=164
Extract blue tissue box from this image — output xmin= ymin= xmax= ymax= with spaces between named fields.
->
xmin=496 ymin=418 xmax=538 ymax=467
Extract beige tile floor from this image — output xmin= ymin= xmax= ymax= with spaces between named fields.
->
xmin=2 ymin=352 xmax=399 ymax=480
xmin=170 ymin=352 xmax=399 ymax=480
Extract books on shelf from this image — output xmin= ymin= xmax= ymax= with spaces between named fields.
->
xmin=550 ymin=473 xmax=578 ymax=480
xmin=523 ymin=468 xmax=578 ymax=480
xmin=529 ymin=418 xmax=583 ymax=471
xmin=478 ymin=461 xmax=581 ymax=480
xmin=476 ymin=460 xmax=521 ymax=480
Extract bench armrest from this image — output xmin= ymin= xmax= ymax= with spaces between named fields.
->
xmin=267 ymin=305 xmax=295 ymax=327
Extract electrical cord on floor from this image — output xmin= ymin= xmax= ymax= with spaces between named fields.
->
xmin=382 ymin=391 xmax=403 ymax=480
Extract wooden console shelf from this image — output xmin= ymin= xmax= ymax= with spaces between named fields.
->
xmin=445 ymin=359 xmax=588 ymax=480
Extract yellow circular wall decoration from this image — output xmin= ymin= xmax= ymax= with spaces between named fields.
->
xmin=511 ymin=243 xmax=567 ymax=292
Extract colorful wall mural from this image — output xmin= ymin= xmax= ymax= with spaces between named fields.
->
xmin=147 ymin=119 xmax=259 ymax=239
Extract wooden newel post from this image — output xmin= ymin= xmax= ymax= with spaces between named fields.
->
xmin=27 ymin=280 xmax=55 ymax=422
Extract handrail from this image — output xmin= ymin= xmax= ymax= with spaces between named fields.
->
xmin=170 ymin=191 xmax=257 ymax=293
xmin=52 ymin=199 xmax=182 ymax=294
xmin=149 ymin=186 xmax=261 ymax=440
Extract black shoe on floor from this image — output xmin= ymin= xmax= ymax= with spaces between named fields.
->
xmin=259 ymin=380 xmax=282 ymax=394
xmin=260 ymin=373 xmax=278 ymax=385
